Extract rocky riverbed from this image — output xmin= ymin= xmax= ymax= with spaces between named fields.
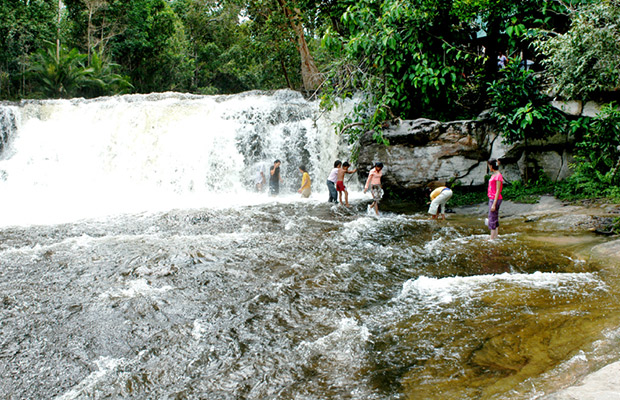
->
xmin=456 ymin=195 xmax=620 ymax=399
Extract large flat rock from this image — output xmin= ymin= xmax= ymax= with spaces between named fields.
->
xmin=544 ymin=362 xmax=620 ymax=400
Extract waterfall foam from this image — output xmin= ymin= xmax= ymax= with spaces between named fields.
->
xmin=0 ymin=90 xmax=353 ymax=225
xmin=0 ymin=106 xmax=17 ymax=158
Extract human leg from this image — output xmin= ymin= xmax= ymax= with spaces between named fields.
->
xmin=327 ymin=180 xmax=337 ymax=202
xmin=488 ymin=199 xmax=502 ymax=239
xmin=428 ymin=199 xmax=440 ymax=216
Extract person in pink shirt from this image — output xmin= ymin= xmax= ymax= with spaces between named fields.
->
xmin=487 ymin=159 xmax=504 ymax=240
xmin=364 ymin=162 xmax=384 ymax=215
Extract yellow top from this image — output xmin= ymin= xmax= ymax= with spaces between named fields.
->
xmin=300 ymin=172 xmax=311 ymax=190
xmin=430 ymin=186 xmax=447 ymax=200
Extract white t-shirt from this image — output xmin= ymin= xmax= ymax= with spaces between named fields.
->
xmin=327 ymin=168 xmax=339 ymax=183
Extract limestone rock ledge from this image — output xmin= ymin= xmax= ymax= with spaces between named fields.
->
xmin=357 ymin=117 xmax=575 ymax=194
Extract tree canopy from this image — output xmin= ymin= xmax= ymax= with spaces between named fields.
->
xmin=534 ymin=0 xmax=620 ymax=100
xmin=1 ymin=0 xmax=617 ymax=117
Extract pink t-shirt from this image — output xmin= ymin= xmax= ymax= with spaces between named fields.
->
xmin=488 ymin=172 xmax=504 ymax=200
xmin=365 ymin=168 xmax=383 ymax=189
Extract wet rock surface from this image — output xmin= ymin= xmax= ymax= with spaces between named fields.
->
xmin=455 ymin=195 xmax=620 ymax=399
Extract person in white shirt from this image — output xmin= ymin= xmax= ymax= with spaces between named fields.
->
xmin=326 ymin=160 xmax=341 ymax=203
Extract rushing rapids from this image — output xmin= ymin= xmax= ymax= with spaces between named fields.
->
xmin=1 ymin=91 xmax=620 ymax=399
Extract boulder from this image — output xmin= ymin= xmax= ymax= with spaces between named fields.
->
xmin=357 ymin=116 xmax=576 ymax=194
xmin=550 ymin=100 xmax=583 ymax=116
xmin=358 ymin=118 xmax=492 ymax=190
xmin=582 ymin=101 xmax=603 ymax=117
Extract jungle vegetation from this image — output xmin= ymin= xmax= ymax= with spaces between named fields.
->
xmin=1 ymin=0 xmax=619 ymax=199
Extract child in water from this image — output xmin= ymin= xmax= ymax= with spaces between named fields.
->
xmin=298 ymin=165 xmax=311 ymax=198
xmin=336 ymin=161 xmax=357 ymax=206
xmin=364 ymin=162 xmax=383 ymax=215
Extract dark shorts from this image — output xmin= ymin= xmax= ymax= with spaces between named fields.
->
xmin=488 ymin=199 xmax=502 ymax=230
xmin=336 ymin=181 xmax=345 ymax=192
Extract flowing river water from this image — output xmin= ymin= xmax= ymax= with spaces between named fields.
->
xmin=1 ymin=91 xmax=620 ymax=399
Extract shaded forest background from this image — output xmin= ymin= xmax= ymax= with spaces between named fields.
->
xmin=1 ymin=0 xmax=619 ymax=201
xmin=2 ymin=1 xmax=618 ymax=117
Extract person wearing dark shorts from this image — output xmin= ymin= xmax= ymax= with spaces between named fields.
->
xmin=487 ymin=159 xmax=504 ymax=240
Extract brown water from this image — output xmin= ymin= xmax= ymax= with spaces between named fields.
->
xmin=1 ymin=202 xmax=619 ymax=399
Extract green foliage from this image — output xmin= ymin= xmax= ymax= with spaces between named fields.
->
xmin=487 ymin=59 xmax=566 ymax=146
xmin=173 ymin=0 xmax=271 ymax=93
xmin=105 ymin=0 xmax=193 ymax=93
xmin=556 ymin=102 xmax=620 ymax=201
xmin=449 ymin=174 xmax=557 ymax=207
xmin=27 ymin=42 xmax=92 ymax=98
xmin=319 ymin=0 xmax=571 ymax=146
xmin=0 ymin=0 xmax=58 ymax=98
xmin=534 ymin=0 xmax=620 ymax=100
xmin=241 ymin=0 xmax=302 ymax=90
xmin=449 ymin=190 xmax=487 ymax=207
xmin=81 ymin=51 xmax=133 ymax=97
xmin=503 ymin=175 xmax=555 ymax=203
xmin=320 ymin=0 xmax=483 ymax=144
xmin=26 ymin=42 xmax=131 ymax=99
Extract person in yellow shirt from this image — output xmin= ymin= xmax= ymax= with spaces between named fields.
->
xmin=298 ymin=165 xmax=311 ymax=198
xmin=428 ymin=185 xmax=453 ymax=220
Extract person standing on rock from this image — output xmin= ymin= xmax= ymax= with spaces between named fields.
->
xmin=487 ymin=159 xmax=504 ymax=240
xmin=326 ymin=160 xmax=341 ymax=203
xmin=364 ymin=162 xmax=384 ymax=215
xmin=336 ymin=161 xmax=357 ymax=207
xmin=269 ymin=159 xmax=283 ymax=196
xmin=298 ymin=165 xmax=311 ymax=198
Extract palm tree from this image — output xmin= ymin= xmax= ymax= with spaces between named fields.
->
xmin=82 ymin=51 xmax=132 ymax=97
xmin=28 ymin=42 xmax=93 ymax=98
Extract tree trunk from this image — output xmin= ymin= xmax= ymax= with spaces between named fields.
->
xmin=484 ymin=17 xmax=501 ymax=84
xmin=280 ymin=58 xmax=292 ymax=89
xmin=88 ymin=8 xmax=93 ymax=64
xmin=290 ymin=10 xmax=323 ymax=91
xmin=275 ymin=0 xmax=323 ymax=91
xmin=57 ymin=0 xmax=62 ymax=60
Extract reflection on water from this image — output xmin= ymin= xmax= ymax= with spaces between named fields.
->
xmin=0 ymin=200 xmax=619 ymax=399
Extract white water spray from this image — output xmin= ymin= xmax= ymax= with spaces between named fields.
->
xmin=0 ymin=90 xmax=353 ymax=225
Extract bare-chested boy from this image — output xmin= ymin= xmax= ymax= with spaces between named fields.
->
xmin=336 ymin=162 xmax=357 ymax=206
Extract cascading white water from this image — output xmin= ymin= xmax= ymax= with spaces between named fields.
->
xmin=0 ymin=106 xmax=16 ymax=158
xmin=0 ymin=90 xmax=354 ymax=225
xmin=2 ymin=92 xmax=617 ymax=400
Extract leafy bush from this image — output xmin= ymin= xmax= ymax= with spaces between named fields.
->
xmin=486 ymin=59 xmax=567 ymax=182
xmin=487 ymin=60 xmax=566 ymax=182
xmin=555 ymin=102 xmax=620 ymax=202
xmin=535 ymin=0 xmax=620 ymax=100
xmin=319 ymin=0 xmax=482 ymax=144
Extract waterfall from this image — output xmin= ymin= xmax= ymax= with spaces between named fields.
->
xmin=0 ymin=105 xmax=17 ymax=158
xmin=0 ymin=90 xmax=353 ymax=225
